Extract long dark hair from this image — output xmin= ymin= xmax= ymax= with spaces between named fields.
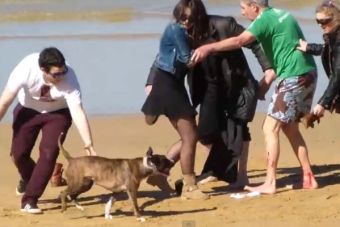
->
xmin=173 ymin=0 xmax=209 ymax=48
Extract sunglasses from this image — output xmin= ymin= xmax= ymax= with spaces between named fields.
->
xmin=180 ymin=14 xmax=193 ymax=23
xmin=316 ymin=17 xmax=333 ymax=25
xmin=322 ymin=0 xmax=335 ymax=7
xmin=49 ymin=66 xmax=68 ymax=78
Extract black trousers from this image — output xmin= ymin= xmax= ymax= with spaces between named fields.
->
xmin=201 ymin=136 xmax=238 ymax=183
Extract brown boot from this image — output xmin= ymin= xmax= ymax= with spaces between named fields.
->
xmin=50 ymin=163 xmax=67 ymax=187
xmin=146 ymin=174 xmax=175 ymax=195
xmin=181 ymin=174 xmax=210 ymax=200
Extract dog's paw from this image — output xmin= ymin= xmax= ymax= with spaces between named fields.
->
xmin=105 ymin=214 xmax=112 ymax=220
xmin=137 ymin=217 xmax=146 ymax=222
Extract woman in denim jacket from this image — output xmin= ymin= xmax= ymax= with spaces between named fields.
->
xmin=142 ymin=0 xmax=209 ymax=200
xmin=298 ymin=0 xmax=340 ymax=116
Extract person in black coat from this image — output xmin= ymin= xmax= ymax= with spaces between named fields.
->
xmin=186 ymin=14 xmax=274 ymax=188
xmin=145 ymin=0 xmax=275 ymax=193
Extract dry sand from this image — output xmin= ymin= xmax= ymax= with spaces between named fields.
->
xmin=1 ymin=112 xmax=340 ymax=227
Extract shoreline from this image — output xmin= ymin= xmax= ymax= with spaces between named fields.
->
xmin=0 ymin=0 xmax=320 ymax=24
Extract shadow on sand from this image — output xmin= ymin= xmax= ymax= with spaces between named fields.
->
xmin=207 ymin=163 xmax=340 ymax=195
xmin=39 ymin=190 xmax=215 ymax=218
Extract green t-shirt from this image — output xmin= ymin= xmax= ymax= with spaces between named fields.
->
xmin=247 ymin=7 xmax=316 ymax=79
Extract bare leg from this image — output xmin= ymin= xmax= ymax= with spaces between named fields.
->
xmin=200 ymin=143 xmax=212 ymax=156
xmin=282 ymin=122 xmax=318 ymax=189
xmin=245 ymin=116 xmax=282 ymax=194
xmin=166 ymin=140 xmax=182 ymax=163
xmin=146 ymin=117 xmax=198 ymax=193
xmin=229 ymin=141 xmax=249 ymax=189
xmin=167 ymin=141 xmax=211 ymax=164
xmin=170 ymin=117 xmax=197 ymax=174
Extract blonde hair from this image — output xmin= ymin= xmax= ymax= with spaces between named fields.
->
xmin=316 ymin=0 xmax=340 ymax=27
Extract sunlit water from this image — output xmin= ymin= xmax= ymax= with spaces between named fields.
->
xmin=0 ymin=1 xmax=325 ymax=122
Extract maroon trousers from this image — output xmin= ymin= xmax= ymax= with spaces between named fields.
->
xmin=11 ymin=104 xmax=72 ymax=206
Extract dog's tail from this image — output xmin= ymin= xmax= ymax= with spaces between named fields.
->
xmin=58 ymin=133 xmax=72 ymax=161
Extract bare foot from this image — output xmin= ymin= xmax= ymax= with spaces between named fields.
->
xmin=302 ymin=172 xmax=318 ymax=189
xmin=244 ymin=183 xmax=276 ymax=194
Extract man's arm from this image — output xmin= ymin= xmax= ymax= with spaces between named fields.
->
xmin=0 ymin=86 xmax=17 ymax=121
xmin=69 ymin=103 xmax=96 ymax=155
xmin=247 ymin=42 xmax=276 ymax=100
xmin=191 ymin=30 xmax=256 ymax=63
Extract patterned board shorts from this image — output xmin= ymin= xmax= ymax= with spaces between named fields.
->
xmin=267 ymin=70 xmax=317 ymax=123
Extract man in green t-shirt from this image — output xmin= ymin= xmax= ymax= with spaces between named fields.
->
xmin=191 ymin=0 xmax=318 ymax=194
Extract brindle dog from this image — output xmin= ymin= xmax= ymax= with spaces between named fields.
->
xmin=58 ymin=134 xmax=174 ymax=221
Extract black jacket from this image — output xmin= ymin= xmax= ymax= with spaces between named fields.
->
xmin=188 ymin=15 xmax=271 ymax=118
xmin=188 ymin=15 xmax=272 ymax=144
xmin=195 ymin=15 xmax=272 ymax=180
xmin=306 ymin=27 xmax=340 ymax=110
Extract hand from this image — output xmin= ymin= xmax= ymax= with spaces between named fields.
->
xmin=313 ymin=104 xmax=325 ymax=117
xmin=191 ymin=44 xmax=213 ymax=64
xmin=301 ymin=113 xmax=321 ymax=129
xmin=258 ymin=69 xmax=276 ymax=100
xmin=145 ymin=85 xmax=152 ymax=96
xmin=187 ymin=60 xmax=196 ymax=68
xmin=84 ymin=145 xmax=97 ymax=156
xmin=296 ymin=39 xmax=307 ymax=52
xmin=258 ymin=77 xmax=270 ymax=100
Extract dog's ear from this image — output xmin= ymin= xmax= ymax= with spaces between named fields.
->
xmin=146 ymin=147 xmax=153 ymax=157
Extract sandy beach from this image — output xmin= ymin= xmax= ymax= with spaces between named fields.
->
xmin=1 ymin=1 xmax=340 ymax=226
xmin=1 ymin=112 xmax=340 ymax=227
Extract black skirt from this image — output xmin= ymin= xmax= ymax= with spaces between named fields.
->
xmin=141 ymin=67 xmax=196 ymax=119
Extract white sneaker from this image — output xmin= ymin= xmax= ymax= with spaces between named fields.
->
xmin=20 ymin=203 xmax=42 ymax=214
xmin=197 ymin=176 xmax=218 ymax=185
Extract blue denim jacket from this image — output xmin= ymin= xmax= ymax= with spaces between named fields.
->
xmin=153 ymin=22 xmax=192 ymax=76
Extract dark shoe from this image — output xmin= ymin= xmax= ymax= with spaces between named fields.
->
xmin=145 ymin=115 xmax=159 ymax=125
xmin=16 ymin=179 xmax=26 ymax=196
xmin=20 ymin=203 xmax=42 ymax=214
xmin=174 ymin=179 xmax=183 ymax=196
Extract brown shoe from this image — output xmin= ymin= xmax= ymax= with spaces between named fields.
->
xmin=182 ymin=185 xmax=210 ymax=200
xmin=146 ymin=174 xmax=175 ymax=194
xmin=181 ymin=174 xmax=210 ymax=200
xmin=145 ymin=115 xmax=159 ymax=125
xmin=50 ymin=163 xmax=67 ymax=187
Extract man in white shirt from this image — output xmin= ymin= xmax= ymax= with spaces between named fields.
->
xmin=0 ymin=47 xmax=96 ymax=214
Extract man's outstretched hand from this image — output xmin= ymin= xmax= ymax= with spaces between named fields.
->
xmin=191 ymin=44 xmax=213 ymax=64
